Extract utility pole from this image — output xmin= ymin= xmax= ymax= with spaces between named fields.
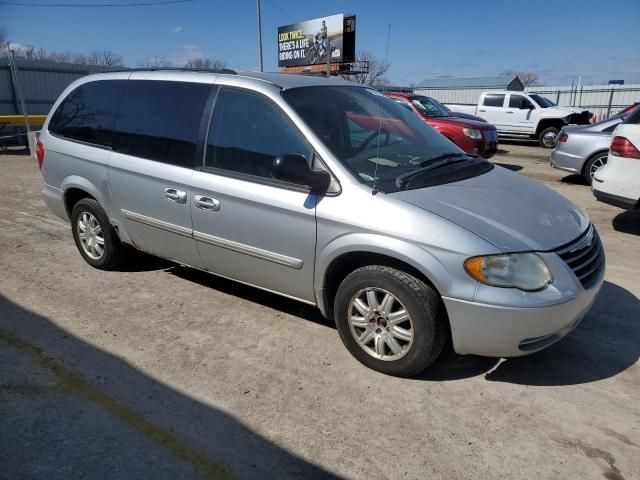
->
xmin=256 ymin=0 xmax=263 ymax=72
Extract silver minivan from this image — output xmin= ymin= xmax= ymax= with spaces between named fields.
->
xmin=38 ymin=70 xmax=605 ymax=377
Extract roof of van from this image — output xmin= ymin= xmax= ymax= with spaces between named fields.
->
xmin=96 ymin=68 xmax=358 ymax=90
xmin=238 ymin=71 xmax=356 ymax=89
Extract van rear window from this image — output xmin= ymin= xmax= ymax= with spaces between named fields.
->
xmin=49 ymin=80 xmax=125 ymax=147
xmin=112 ymin=80 xmax=211 ymax=168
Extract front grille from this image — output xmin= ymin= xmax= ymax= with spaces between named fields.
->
xmin=554 ymin=225 xmax=604 ymax=289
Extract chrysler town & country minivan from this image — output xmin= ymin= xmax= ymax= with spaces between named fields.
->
xmin=38 ymin=70 xmax=605 ymax=376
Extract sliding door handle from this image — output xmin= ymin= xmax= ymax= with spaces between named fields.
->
xmin=194 ymin=195 xmax=220 ymax=211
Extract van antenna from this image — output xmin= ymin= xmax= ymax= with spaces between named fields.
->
xmin=371 ymin=23 xmax=391 ymax=195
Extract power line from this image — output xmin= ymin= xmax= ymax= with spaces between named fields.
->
xmin=0 ymin=0 xmax=191 ymax=6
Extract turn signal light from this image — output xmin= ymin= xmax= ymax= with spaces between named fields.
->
xmin=610 ymin=136 xmax=640 ymax=159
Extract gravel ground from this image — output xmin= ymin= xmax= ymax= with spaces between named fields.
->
xmin=0 ymin=144 xmax=638 ymax=480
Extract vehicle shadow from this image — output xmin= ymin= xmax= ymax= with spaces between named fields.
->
xmin=168 ymin=267 xmax=637 ymax=386
xmin=114 ymin=249 xmax=176 ymax=272
xmin=0 ymin=294 xmax=342 ymax=480
xmin=561 ymin=173 xmax=588 ymax=186
xmin=613 ymin=210 xmax=640 ymax=236
xmin=492 ymin=162 xmax=523 ymax=172
xmin=485 ymin=281 xmax=639 ymax=386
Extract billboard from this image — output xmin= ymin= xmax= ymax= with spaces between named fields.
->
xmin=278 ymin=14 xmax=353 ymax=68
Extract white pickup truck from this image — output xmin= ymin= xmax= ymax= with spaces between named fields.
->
xmin=447 ymin=91 xmax=591 ymax=148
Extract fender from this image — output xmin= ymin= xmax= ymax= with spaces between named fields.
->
xmin=314 ymin=233 xmax=476 ymax=319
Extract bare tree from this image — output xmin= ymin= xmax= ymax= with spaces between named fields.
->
xmin=183 ymin=57 xmax=226 ymax=70
xmin=137 ymin=56 xmax=173 ymax=68
xmin=0 ymin=28 xmax=7 ymax=50
xmin=500 ymin=69 xmax=543 ymax=87
xmin=80 ymin=50 xmax=124 ymax=68
xmin=340 ymin=51 xmax=390 ymax=87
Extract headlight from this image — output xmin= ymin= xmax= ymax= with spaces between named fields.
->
xmin=464 ymin=253 xmax=552 ymax=291
xmin=463 ymin=128 xmax=483 ymax=140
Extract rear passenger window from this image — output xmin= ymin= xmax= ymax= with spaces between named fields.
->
xmin=49 ymin=80 xmax=125 ymax=147
xmin=113 ymin=80 xmax=211 ymax=168
xmin=483 ymin=94 xmax=505 ymax=107
xmin=205 ymin=88 xmax=311 ymax=179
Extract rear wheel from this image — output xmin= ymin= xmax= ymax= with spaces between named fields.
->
xmin=334 ymin=265 xmax=447 ymax=377
xmin=70 ymin=198 xmax=126 ymax=270
xmin=538 ymin=126 xmax=560 ymax=148
xmin=583 ymin=151 xmax=608 ymax=185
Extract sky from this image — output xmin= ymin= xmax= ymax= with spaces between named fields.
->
xmin=2 ymin=0 xmax=640 ymax=86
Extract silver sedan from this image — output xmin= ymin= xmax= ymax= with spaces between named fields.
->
xmin=550 ymin=115 xmax=625 ymax=184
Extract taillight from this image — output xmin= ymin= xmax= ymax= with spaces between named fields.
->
xmin=610 ymin=136 xmax=640 ymax=159
xmin=36 ymin=140 xmax=45 ymax=169
xmin=558 ymin=132 xmax=568 ymax=142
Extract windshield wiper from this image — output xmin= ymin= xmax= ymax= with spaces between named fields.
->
xmin=395 ymin=153 xmax=467 ymax=189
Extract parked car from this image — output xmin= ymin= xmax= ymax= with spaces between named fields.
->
xmin=593 ymin=106 xmax=640 ymax=209
xmin=38 ymin=71 xmax=604 ymax=377
xmin=385 ymin=92 xmax=498 ymax=158
xmin=447 ymin=91 xmax=591 ymax=148
xmin=550 ymin=114 xmax=626 ymax=184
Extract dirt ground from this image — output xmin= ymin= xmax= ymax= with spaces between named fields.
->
xmin=1 ymin=144 xmax=639 ymax=480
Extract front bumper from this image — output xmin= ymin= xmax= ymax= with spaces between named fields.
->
xmin=443 ymin=274 xmax=604 ymax=357
xmin=477 ymin=130 xmax=498 ymax=158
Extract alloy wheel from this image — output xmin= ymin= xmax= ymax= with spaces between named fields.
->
xmin=347 ymin=287 xmax=414 ymax=361
xmin=77 ymin=211 xmax=104 ymax=260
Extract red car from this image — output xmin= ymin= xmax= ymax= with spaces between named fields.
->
xmin=385 ymin=92 xmax=498 ymax=158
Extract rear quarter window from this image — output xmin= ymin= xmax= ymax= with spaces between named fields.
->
xmin=48 ymin=80 xmax=125 ymax=147
xmin=112 ymin=80 xmax=211 ymax=168
xmin=483 ymin=94 xmax=505 ymax=107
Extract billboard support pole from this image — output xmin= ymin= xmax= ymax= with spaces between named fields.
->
xmin=256 ymin=0 xmax=264 ymax=72
xmin=326 ymin=37 xmax=331 ymax=77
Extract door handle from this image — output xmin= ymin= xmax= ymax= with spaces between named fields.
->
xmin=506 ymin=111 xmax=514 ymax=114
xmin=478 ymin=109 xmax=486 ymax=112
xmin=164 ymin=188 xmax=187 ymax=204
xmin=194 ymin=195 xmax=220 ymax=211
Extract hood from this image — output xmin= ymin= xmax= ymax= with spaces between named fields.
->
xmin=390 ymin=166 xmax=589 ymax=252
xmin=541 ymin=106 xmax=588 ymax=118
xmin=428 ymin=115 xmax=495 ymax=131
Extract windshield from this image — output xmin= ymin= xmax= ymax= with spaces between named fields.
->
xmin=282 ymin=86 xmax=465 ymax=192
xmin=410 ymin=96 xmax=450 ymax=117
xmin=529 ymin=94 xmax=556 ymax=108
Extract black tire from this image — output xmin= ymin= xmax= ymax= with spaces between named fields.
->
xmin=70 ymin=198 xmax=126 ymax=270
xmin=334 ymin=265 xmax=447 ymax=377
xmin=538 ymin=126 xmax=560 ymax=148
xmin=583 ymin=151 xmax=608 ymax=185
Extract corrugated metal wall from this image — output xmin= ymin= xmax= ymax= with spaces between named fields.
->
xmin=0 ymin=59 xmax=102 ymax=116
xmin=412 ymin=83 xmax=640 ymax=118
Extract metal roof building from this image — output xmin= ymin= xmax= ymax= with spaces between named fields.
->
xmin=413 ymin=75 xmax=524 ymax=105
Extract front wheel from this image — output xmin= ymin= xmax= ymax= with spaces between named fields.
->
xmin=334 ymin=265 xmax=447 ymax=377
xmin=538 ymin=126 xmax=560 ymax=148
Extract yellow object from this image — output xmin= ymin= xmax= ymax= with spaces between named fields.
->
xmin=0 ymin=115 xmax=47 ymax=128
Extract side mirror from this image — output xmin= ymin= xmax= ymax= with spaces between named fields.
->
xmin=521 ymin=101 xmax=534 ymax=110
xmin=272 ymin=154 xmax=331 ymax=191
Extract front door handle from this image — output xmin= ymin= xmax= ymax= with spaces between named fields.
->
xmin=478 ymin=109 xmax=486 ymax=112
xmin=194 ymin=195 xmax=220 ymax=211
xmin=164 ymin=188 xmax=187 ymax=204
